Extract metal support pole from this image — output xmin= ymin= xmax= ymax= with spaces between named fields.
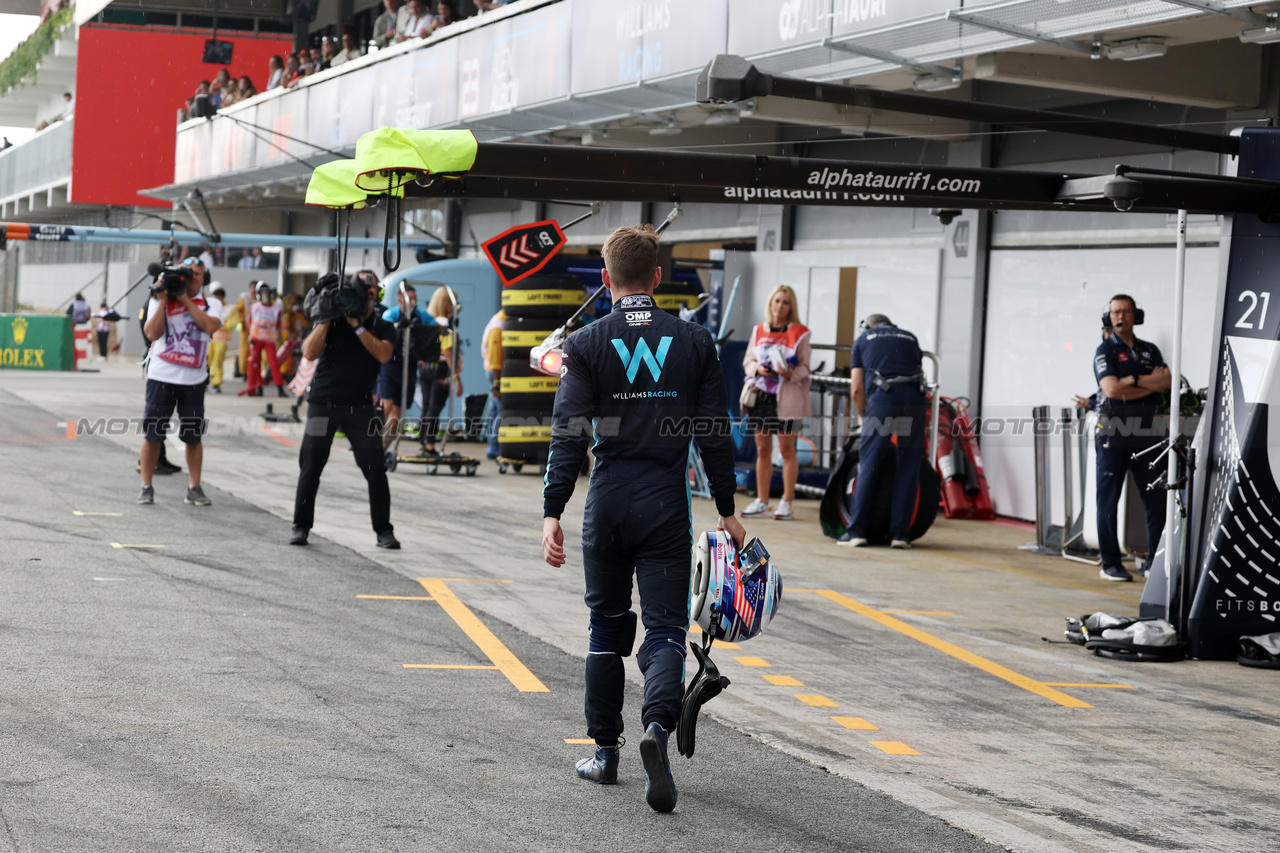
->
xmin=1165 ymin=209 xmax=1188 ymax=620
xmin=1061 ymin=407 xmax=1075 ymax=534
xmin=1033 ymin=405 xmax=1052 ymax=550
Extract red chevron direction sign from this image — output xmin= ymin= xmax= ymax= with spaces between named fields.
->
xmin=481 ymin=219 xmax=568 ymax=286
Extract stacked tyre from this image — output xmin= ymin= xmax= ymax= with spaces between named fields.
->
xmin=653 ymin=279 xmax=703 ymax=317
xmin=498 ymin=276 xmax=585 ymax=466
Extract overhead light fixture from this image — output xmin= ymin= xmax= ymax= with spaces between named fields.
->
xmin=912 ymin=72 xmax=962 ymax=92
xmin=1103 ymin=37 xmax=1167 ymax=60
xmin=703 ymin=110 xmax=741 ymax=127
xmin=1240 ymin=19 xmax=1280 ymax=43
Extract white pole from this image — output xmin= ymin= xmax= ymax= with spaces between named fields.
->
xmin=1166 ymin=209 xmax=1187 ymax=621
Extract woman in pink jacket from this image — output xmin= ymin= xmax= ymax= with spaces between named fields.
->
xmin=741 ymin=284 xmax=812 ymax=520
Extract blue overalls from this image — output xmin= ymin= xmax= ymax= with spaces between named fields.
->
xmin=1093 ymin=332 xmax=1168 ymax=572
xmin=847 ymin=324 xmax=927 ymax=541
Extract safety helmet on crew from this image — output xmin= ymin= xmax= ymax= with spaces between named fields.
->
xmin=691 ymin=531 xmax=782 ymax=643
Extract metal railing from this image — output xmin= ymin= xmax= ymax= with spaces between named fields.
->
xmin=0 ymin=117 xmax=72 ymax=202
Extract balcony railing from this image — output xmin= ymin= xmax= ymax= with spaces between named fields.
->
xmin=165 ymin=0 xmax=1247 ymax=194
xmin=0 ymin=117 xmax=72 ymax=205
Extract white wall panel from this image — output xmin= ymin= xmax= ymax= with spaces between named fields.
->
xmin=722 ymin=247 xmax=942 ymax=357
xmin=981 ymin=245 xmax=1220 ymax=522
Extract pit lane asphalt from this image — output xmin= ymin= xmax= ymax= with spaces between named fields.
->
xmin=6 ymin=363 xmax=1280 ymax=853
xmin=0 ymin=386 xmax=999 ymax=852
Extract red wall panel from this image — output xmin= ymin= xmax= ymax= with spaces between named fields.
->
xmin=72 ymin=25 xmax=292 ymax=207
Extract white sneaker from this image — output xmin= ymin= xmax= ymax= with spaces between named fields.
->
xmin=741 ymin=498 xmax=771 ymax=517
xmin=773 ymin=500 xmax=793 ymax=520
xmin=890 ymin=539 xmax=912 ymax=550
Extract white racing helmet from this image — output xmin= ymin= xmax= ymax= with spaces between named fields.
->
xmin=691 ymin=531 xmax=782 ymax=643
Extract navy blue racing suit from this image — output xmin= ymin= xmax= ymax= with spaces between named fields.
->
xmin=847 ymin=323 xmax=927 ymax=541
xmin=543 ymin=293 xmax=737 ymax=745
xmin=1093 ymin=332 xmax=1168 ymax=571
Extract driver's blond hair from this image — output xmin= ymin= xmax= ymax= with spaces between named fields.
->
xmin=602 ymin=224 xmax=660 ymax=289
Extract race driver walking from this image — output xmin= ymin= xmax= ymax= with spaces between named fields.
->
xmin=541 ymin=224 xmax=745 ymax=813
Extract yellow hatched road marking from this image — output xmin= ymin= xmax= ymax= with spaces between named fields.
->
xmin=799 ymin=590 xmax=1093 ymax=709
xmin=564 ymin=738 xmax=596 ymax=744
xmin=763 ymin=674 xmax=803 ymax=687
xmin=796 ymin=694 xmax=838 ymax=707
xmin=358 ymin=595 xmax=436 ymax=601
xmin=109 ymin=543 xmax=165 ymax=549
xmin=734 ymin=656 xmax=771 ymax=667
xmin=832 ymin=716 xmax=879 ymax=730
xmin=403 ymin=664 xmax=499 ymax=670
xmin=871 ymin=741 xmax=921 ymax=755
xmin=417 ymin=578 xmax=549 ymax=693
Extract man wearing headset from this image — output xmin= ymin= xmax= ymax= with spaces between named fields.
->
xmin=290 ymin=271 xmax=400 ymax=549
xmin=541 ymin=224 xmax=744 ymax=814
xmin=1093 ymin=294 xmax=1171 ymax=582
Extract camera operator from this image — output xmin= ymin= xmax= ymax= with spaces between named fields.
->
xmin=138 ymin=257 xmax=222 ymax=506
xmin=290 ymin=271 xmax=400 ymax=549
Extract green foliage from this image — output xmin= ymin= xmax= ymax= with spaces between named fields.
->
xmin=0 ymin=7 xmax=75 ymax=98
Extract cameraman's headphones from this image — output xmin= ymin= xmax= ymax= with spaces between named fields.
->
xmin=350 ymin=271 xmax=385 ymax=302
xmin=1101 ymin=294 xmax=1144 ymax=330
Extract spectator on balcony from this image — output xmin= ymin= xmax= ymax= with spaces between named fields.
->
xmin=2 ymin=138 xmax=11 ymax=150
xmin=374 ymin=0 xmax=406 ymax=48
xmin=429 ymin=0 xmax=456 ymax=32
xmin=330 ymin=32 xmax=362 ymax=66
xmin=319 ymin=37 xmax=338 ymax=69
xmin=267 ymin=55 xmax=285 ymax=89
xmin=37 ymin=92 xmax=74 ymax=131
xmin=211 ymin=69 xmax=232 ymax=108
xmin=283 ymin=54 xmax=305 ymax=89
xmin=398 ymin=0 xmax=431 ymax=41
xmin=238 ymin=248 xmax=264 ymax=270
xmin=309 ymin=45 xmax=327 ymax=72
xmin=474 ymin=0 xmax=511 ymax=9
xmin=226 ymin=75 xmax=257 ymax=106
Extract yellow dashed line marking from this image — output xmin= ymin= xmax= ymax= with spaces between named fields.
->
xmin=796 ymin=694 xmax=838 ymax=707
xmin=564 ymin=738 xmax=595 ymax=744
xmin=688 ymin=624 xmax=741 ymax=649
xmin=763 ymin=674 xmax=803 ymax=687
xmin=831 ymin=716 xmax=880 ymax=730
xmin=734 ymin=656 xmax=771 ymax=667
xmin=871 ymin=741 xmax=921 ymax=755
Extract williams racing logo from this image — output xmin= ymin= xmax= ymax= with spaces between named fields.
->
xmin=611 ymin=336 xmax=672 ymax=383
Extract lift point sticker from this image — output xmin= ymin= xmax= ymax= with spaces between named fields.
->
xmin=482 ymin=220 xmax=567 ymax=286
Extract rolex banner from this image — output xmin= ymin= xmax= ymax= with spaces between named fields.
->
xmin=0 ymin=314 xmax=75 ymax=370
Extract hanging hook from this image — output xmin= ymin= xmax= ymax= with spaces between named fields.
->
xmin=382 ymin=173 xmax=402 ymax=272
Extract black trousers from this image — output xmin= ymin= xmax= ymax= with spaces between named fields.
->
xmin=581 ymin=480 xmax=691 ymax=741
xmin=293 ymin=402 xmax=393 ymax=534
